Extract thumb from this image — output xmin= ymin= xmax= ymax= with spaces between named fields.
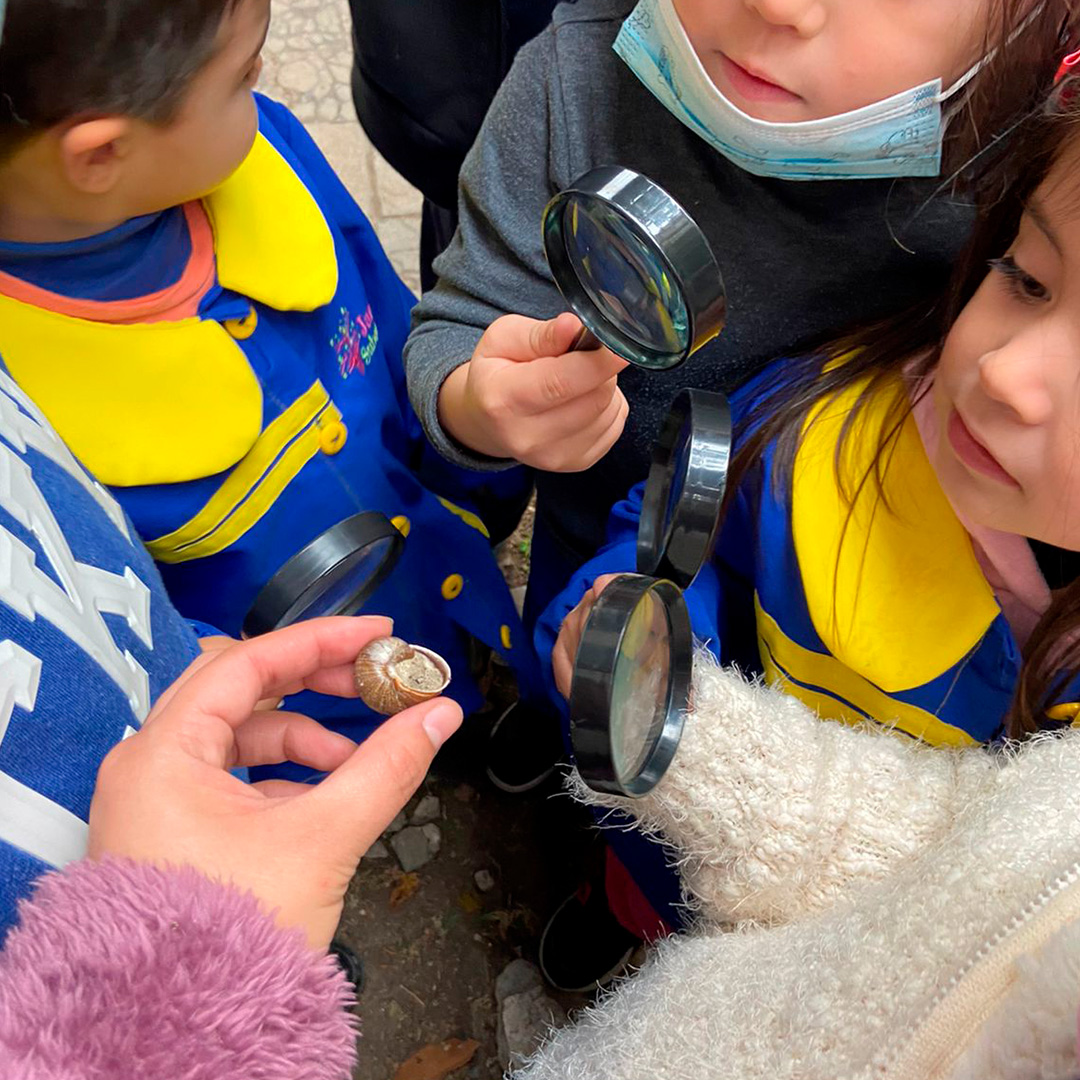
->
xmin=527 ymin=311 xmax=591 ymax=360
xmin=480 ymin=312 xmax=588 ymax=363
xmin=303 ymin=697 xmax=463 ymax=858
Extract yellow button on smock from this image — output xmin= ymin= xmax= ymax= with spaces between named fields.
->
xmin=318 ymin=419 xmax=348 ymax=455
xmin=500 ymin=625 xmax=512 ymax=649
xmin=442 ymin=574 xmax=464 ymax=600
xmin=391 ymin=515 xmax=411 ymax=538
xmin=223 ymin=307 xmax=259 ymax=340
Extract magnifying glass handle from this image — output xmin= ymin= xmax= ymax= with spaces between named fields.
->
xmin=569 ymin=324 xmax=602 ymax=352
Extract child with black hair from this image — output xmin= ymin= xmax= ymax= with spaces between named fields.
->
xmin=0 ymin=0 xmax=539 ymax=771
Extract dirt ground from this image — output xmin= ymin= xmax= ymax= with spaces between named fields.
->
xmin=337 ymin=508 xmax=600 ymax=1080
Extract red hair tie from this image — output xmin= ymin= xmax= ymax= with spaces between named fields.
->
xmin=1056 ymin=48 xmax=1080 ymax=84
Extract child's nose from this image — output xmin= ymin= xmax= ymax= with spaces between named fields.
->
xmin=745 ymin=0 xmax=827 ymax=37
xmin=977 ymin=343 xmax=1055 ymax=427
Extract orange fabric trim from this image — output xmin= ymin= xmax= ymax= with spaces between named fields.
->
xmin=0 ymin=202 xmax=217 ymax=324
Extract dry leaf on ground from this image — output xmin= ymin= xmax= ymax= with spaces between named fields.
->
xmin=389 ymin=871 xmax=421 ymax=909
xmin=392 ymin=1037 xmax=480 ymax=1080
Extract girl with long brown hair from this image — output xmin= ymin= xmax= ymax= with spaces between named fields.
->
xmin=541 ymin=61 xmax=1080 ymax=961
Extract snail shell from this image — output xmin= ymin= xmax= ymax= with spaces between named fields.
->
xmin=354 ymin=636 xmax=451 ymax=715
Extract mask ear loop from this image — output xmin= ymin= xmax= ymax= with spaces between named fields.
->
xmin=894 ymin=18 xmax=1071 ymax=244
xmin=938 ymin=1 xmax=1050 ymax=121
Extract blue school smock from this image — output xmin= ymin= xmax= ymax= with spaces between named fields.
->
xmin=0 ymin=96 xmax=540 ymax=760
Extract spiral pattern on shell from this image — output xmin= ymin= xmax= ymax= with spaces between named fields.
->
xmin=353 ymin=636 xmax=451 ymax=715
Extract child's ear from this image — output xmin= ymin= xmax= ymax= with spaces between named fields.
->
xmin=58 ymin=118 xmax=133 ymax=196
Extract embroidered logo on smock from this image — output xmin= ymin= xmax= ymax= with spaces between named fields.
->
xmin=330 ymin=303 xmax=379 ymax=378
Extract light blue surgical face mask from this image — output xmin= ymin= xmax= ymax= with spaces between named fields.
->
xmin=614 ymin=0 xmax=988 ymax=181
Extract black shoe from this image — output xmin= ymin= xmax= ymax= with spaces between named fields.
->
xmin=538 ymin=881 xmax=642 ymax=993
xmin=329 ymin=939 xmax=364 ymax=995
xmin=485 ymin=700 xmax=563 ymax=794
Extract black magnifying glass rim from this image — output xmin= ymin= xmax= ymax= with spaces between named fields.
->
xmin=568 ymin=573 xmax=693 ymax=798
xmin=638 ymin=388 xmax=732 ymax=589
xmin=242 ymin=510 xmax=405 ymax=637
xmin=542 ymin=166 xmax=727 ymax=371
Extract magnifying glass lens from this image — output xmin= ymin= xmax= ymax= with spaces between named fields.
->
xmin=243 ymin=511 xmax=405 ymax=637
xmin=565 ymin=196 xmax=690 ymax=356
xmin=662 ymin=414 xmax=693 ymax=549
xmin=609 ymin=588 xmax=671 ymax=785
xmin=569 ymin=575 xmax=692 ymax=797
xmin=280 ymin=533 xmax=399 ymax=624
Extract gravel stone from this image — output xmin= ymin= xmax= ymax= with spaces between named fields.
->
xmin=496 ymin=962 xmax=567 ymax=1071
xmin=411 ymin=794 xmax=442 ymax=825
xmin=391 ymin=826 xmax=433 ymax=872
xmin=365 ymin=839 xmax=390 ymax=860
xmin=421 ymin=822 xmax=442 ymax=856
xmin=495 ymin=959 xmax=543 ymax=1003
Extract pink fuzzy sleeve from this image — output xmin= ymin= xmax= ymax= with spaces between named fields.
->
xmin=0 ymin=858 xmax=358 ymax=1079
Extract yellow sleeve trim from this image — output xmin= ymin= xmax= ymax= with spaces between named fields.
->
xmin=147 ymin=382 xmax=338 ymax=563
xmin=756 ymin=594 xmax=977 ymax=748
xmin=436 ymin=497 xmax=491 ymax=539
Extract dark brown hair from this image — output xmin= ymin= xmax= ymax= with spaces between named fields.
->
xmin=943 ymin=0 xmax=1076 ymax=177
xmin=0 ymin=0 xmax=243 ymax=160
xmin=728 ymin=72 xmax=1080 ymax=741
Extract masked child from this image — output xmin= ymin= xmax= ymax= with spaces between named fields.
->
xmin=544 ymin=61 xmax=1080 ymax=988
xmin=0 ymin=0 xmax=541 ymax=773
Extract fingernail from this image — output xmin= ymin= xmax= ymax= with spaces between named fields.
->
xmin=422 ymin=701 xmax=462 ymax=750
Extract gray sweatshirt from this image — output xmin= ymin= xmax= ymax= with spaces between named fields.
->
xmin=404 ymin=0 xmax=973 ymax=568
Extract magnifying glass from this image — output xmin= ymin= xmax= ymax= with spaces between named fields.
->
xmin=638 ymin=388 xmax=731 ymax=587
xmin=242 ymin=510 xmax=405 ymax=636
xmin=569 ymin=575 xmax=693 ymax=798
xmin=543 ymin=166 xmax=727 ymax=370
xmin=567 ymin=389 xmax=732 ymax=796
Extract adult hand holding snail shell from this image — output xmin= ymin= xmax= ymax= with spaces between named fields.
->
xmin=88 ymin=616 xmax=463 ymax=950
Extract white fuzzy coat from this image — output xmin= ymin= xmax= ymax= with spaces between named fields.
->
xmin=520 ymin=652 xmax=1080 ymax=1080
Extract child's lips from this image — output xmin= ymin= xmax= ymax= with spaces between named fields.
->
xmin=947 ymin=409 xmax=1021 ymax=489
xmin=716 ymin=54 xmax=802 ymax=105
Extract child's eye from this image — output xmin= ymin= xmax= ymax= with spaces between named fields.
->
xmin=989 ymin=255 xmax=1050 ymax=303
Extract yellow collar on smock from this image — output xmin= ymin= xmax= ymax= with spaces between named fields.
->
xmin=790 ymin=379 xmax=1000 ymax=694
xmin=0 ymin=132 xmax=339 ymax=487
